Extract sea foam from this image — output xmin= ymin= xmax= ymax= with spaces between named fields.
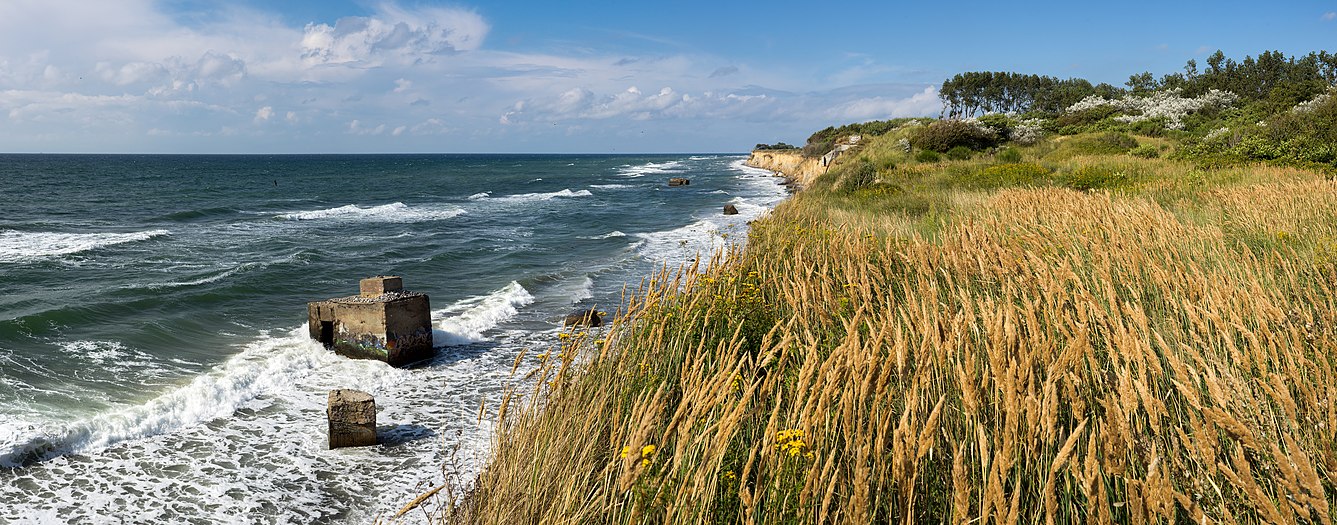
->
xmin=276 ymin=202 xmax=464 ymax=222
xmin=618 ymin=160 xmax=682 ymax=178
xmin=433 ymin=281 xmax=535 ymax=346
xmin=0 ymin=230 xmax=169 ymax=263
xmin=471 ymin=188 xmax=593 ymax=203
xmin=0 ymin=327 xmax=407 ymax=467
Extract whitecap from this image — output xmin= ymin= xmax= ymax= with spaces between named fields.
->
xmin=579 ymin=230 xmax=627 ymax=240
xmin=635 ymin=219 xmax=742 ymax=264
xmin=432 ymin=281 xmax=535 ymax=346
xmin=617 ymin=160 xmax=683 ymax=178
xmin=0 ymin=230 xmax=169 ymax=263
xmin=472 ymin=189 xmax=593 ymax=204
xmin=275 ymin=202 xmax=465 ymax=223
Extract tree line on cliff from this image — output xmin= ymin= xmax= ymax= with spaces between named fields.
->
xmin=939 ymin=50 xmax=1337 ymax=119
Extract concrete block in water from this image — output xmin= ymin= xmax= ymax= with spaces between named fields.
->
xmin=359 ymin=275 xmax=402 ymax=297
xmin=308 ymin=277 xmax=433 ymax=367
xmin=327 ymin=389 xmax=377 ymax=449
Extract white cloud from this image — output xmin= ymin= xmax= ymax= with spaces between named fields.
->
xmin=0 ymin=0 xmax=942 ymax=152
xmin=1323 ymin=12 xmax=1336 ymax=21
xmin=300 ymin=4 xmax=488 ymax=67
xmin=826 ymin=86 xmax=942 ymax=120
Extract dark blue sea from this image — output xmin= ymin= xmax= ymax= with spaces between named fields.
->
xmin=0 ymin=154 xmax=785 ymax=523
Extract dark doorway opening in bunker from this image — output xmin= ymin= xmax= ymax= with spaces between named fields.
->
xmin=320 ymin=321 xmax=334 ymax=347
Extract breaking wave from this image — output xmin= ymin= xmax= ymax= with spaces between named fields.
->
xmin=0 ymin=230 xmax=170 ymax=263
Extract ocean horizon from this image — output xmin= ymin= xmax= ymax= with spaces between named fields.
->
xmin=0 ymin=153 xmax=785 ymax=523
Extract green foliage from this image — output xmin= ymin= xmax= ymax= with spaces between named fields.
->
xmin=996 ymin=147 xmax=1023 ymax=163
xmin=910 ymin=120 xmax=999 ymax=153
xmin=915 ymin=150 xmax=941 ymax=163
xmin=755 ymin=142 xmax=798 ymax=150
xmin=803 ymin=119 xmax=918 ymax=157
xmin=962 ymin=162 xmax=1051 ymax=188
xmin=974 ymin=114 xmax=1014 ymax=137
xmin=945 ymin=146 xmax=973 ymax=160
xmin=1174 ymin=89 xmax=1337 ymax=165
xmin=1055 ymin=165 xmax=1142 ymax=190
xmin=1053 ymin=105 xmax=1119 ymax=133
xmin=838 ymin=159 xmax=879 ymax=193
xmin=1129 ymin=144 xmax=1161 ymax=158
xmin=1068 ymin=132 xmax=1139 ymax=155
xmin=940 ymin=71 xmax=1122 ymax=117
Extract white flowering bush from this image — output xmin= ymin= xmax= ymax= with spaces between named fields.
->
xmin=961 ymin=117 xmax=1000 ymax=139
xmin=1066 ymin=95 xmax=1113 ymax=113
xmin=1112 ymin=89 xmax=1237 ymax=130
xmin=1293 ymin=88 xmax=1336 ymax=114
xmin=1204 ymin=127 xmax=1230 ymax=141
xmin=1009 ymin=119 xmax=1045 ymax=145
xmin=1063 ymin=88 xmax=1238 ymax=130
xmin=895 ymin=138 xmax=911 ymax=153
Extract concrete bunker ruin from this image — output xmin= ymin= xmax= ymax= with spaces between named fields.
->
xmin=307 ymin=276 xmax=433 ymax=367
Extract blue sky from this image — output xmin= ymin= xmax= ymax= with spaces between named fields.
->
xmin=1 ymin=1 xmax=1333 ymax=153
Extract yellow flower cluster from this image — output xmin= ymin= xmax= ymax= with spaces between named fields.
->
xmin=620 ymin=444 xmax=657 ymax=467
xmin=775 ymin=429 xmax=812 ymax=459
xmin=729 ymin=373 xmax=744 ymax=393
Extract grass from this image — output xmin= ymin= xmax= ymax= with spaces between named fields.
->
xmin=434 ymin=131 xmax=1337 ymax=524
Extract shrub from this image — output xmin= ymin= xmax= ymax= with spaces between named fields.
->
xmin=974 ymin=114 xmax=1014 ymax=138
xmin=755 ymin=142 xmax=798 ymax=150
xmin=996 ymin=147 xmax=1023 ymax=163
xmin=915 ymin=150 xmax=941 ymax=163
xmin=910 ymin=119 xmax=999 ymax=152
xmin=802 ymin=139 xmax=834 ymax=158
xmin=1008 ymin=119 xmax=1046 ymax=145
xmin=1053 ymin=105 xmax=1119 ymax=132
xmin=963 ymin=162 xmax=1051 ymax=187
xmin=838 ymin=159 xmax=879 ymax=193
xmin=945 ymin=146 xmax=973 ymax=160
xmin=1056 ymin=165 xmax=1140 ymax=190
xmin=1069 ymin=132 xmax=1139 ymax=155
xmin=1129 ymin=144 xmax=1160 ymax=158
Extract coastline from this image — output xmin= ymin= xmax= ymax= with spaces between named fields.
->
xmin=442 ymin=114 xmax=1337 ymax=523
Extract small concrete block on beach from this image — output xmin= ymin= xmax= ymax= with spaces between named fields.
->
xmin=327 ymin=389 xmax=377 ymax=449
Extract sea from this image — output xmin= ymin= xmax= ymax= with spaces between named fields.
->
xmin=0 ymin=154 xmax=786 ymax=524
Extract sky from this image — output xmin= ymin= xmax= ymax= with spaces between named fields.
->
xmin=0 ymin=0 xmax=1334 ymax=153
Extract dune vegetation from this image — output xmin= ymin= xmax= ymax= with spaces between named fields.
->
xmin=431 ymin=50 xmax=1337 ymax=524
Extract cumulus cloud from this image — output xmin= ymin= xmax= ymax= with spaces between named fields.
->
xmin=301 ymin=4 xmax=488 ymax=66
xmin=1323 ymin=12 xmax=1336 ymax=21
xmin=826 ymin=86 xmax=942 ymax=120
xmin=503 ymin=85 xmax=698 ymax=123
xmin=0 ymin=0 xmax=941 ymax=152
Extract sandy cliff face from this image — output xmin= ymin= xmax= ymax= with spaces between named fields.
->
xmin=744 ymin=150 xmax=834 ymax=188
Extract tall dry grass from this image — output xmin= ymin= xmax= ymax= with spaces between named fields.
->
xmin=438 ymin=164 xmax=1337 ymax=523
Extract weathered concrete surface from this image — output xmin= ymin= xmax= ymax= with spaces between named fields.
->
xmin=667 ymin=177 xmax=691 ymax=186
xmin=308 ymin=277 xmax=433 ymax=367
xmin=327 ymin=389 xmax=377 ymax=449
xmin=359 ymin=275 xmax=403 ymax=297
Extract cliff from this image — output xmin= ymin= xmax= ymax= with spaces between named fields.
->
xmin=744 ymin=150 xmax=825 ymax=188
xmin=745 ymin=137 xmax=859 ymax=188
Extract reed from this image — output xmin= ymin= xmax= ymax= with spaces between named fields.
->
xmin=441 ymin=137 xmax=1337 ymax=524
